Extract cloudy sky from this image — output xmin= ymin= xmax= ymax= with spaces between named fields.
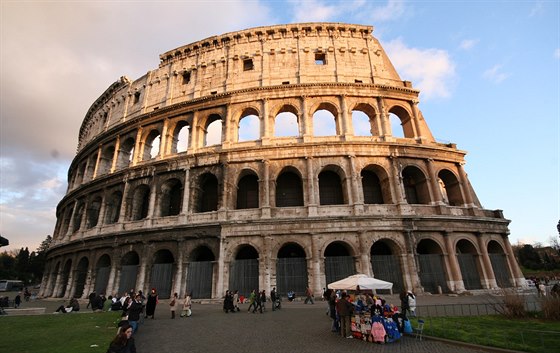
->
xmin=1 ymin=0 xmax=558 ymax=252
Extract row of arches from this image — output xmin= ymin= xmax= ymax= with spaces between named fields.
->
xmin=56 ymin=160 xmax=469 ymax=238
xmin=71 ymin=96 xmax=426 ymax=190
xmin=41 ymin=235 xmax=514 ymax=300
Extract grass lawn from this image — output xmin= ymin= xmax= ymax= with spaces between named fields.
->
xmin=0 ymin=312 xmax=120 ymax=353
xmin=410 ymin=316 xmax=560 ymax=353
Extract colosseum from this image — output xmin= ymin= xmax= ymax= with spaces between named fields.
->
xmin=40 ymin=23 xmax=524 ymax=300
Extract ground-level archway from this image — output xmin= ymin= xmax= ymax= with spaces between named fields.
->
xmin=186 ymin=246 xmax=215 ymax=299
xmin=229 ymin=245 xmax=259 ymax=297
xmin=417 ymin=239 xmax=449 ymax=294
xmin=370 ymin=240 xmax=404 ymax=293
xmin=324 ymin=241 xmax=355 ymax=285
xmin=276 ymin=243 xmax=308 ymax=297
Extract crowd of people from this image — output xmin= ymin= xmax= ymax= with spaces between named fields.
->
xmin=324 ymin=288 xmax=416 ymax=342
xmin=222 ymin=287 xmax=281 ymax=313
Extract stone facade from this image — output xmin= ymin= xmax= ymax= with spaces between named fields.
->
xmin=40 ymin=23 xmax=524 ymax=300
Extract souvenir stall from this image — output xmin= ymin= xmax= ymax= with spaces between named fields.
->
xmin=328 ymin=274 xmax=401 ymax=344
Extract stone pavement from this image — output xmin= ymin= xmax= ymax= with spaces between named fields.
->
xmin=132 ymin=295 xmax=505 ymax=353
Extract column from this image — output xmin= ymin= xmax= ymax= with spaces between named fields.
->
xmin=476 ymin=233 xmax=497 ymax=289
xmin=389 ymin=156 xmax=405 ymax=204
xmin=92 ymin=146 xmax=102 ymax=179
xmin=376 ymin=97 xmax=389 ymax=138
xmin=159 ymin=118 xmax=170 ymax=158
xmin=106 ymin=253 xmax=119 ymax=296
xmin=306 ymin=157 xmax=317 ymax=216
xmin=181 ymin=168 xmax=190 ymax=215
xmin=357 ymin=231 xmax=372 ymax=277
xmin=146 ymin=182 xmax=157 ymax=219
xmin=173 ymin=245 xmax=185 ymax=296
xmin=136 ymin=252 xmax=148 ymax=295
xmin=301 ymin=96 xmax=312 ymax=141
xmin=503 ymin=234 xmax=525 ymax=285
xmin=457 ymin=163 xmax=474 ymax=206
xmin=338 ymin=94 xmax=349 ymax=138
xmin=310 ymin=235 xmax=322 ymax=294
xmin=119 ymin=181 xmax=131 ymax=222
xmin=132 ymin=127 xmax=143 ymax=166
xmin=443 ymin=232 xmax=465 ymax=292
xmin=261 ymin=160 xmax=271 ymax=218
xmin=426 ymin=159 xmax=443 ymax=204
xmin=110 ymin=136 xmax=121 ymax=173
xmin=347 ymin=155 xmax=361 ymax=207
xmin=261 ymin=98 xmax=270 ymax=144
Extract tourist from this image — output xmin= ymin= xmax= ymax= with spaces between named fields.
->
xmin=335 ymin=293 xmax=353 ymax=338
xmin=106 ymin=323 xmax=136 ymax=353
xmin=328 ymin=290 xmax=338 ymax=333
xmin=232 ymin=290 xmax=240 ymax=312
xmin=169 ymin=292 xmax=178 ymax=319
xmin=304 ymin=287 xmax=314 ymax=304
xmin=407 ymin=291 xmax=416 ymax=317
xmin=127 ymin=294 xmax=143 ymax=333
xmin=181 ymin=292 xmax=192 ymax=317
xmin=399 ymin=290 xmax=409 ymax=317
xmin=14 ymin=292 xmax=21 ymax=308
xmin=87 ymin=290 xmax=96 ymax=309
xmin=247 ymin=289 xmax=257 ymax=312
xmin=55 ymin=297 xmax=80 ymax=313
xmin=270 ymin=287 xmax=277 ymax=311
xmin=145 ymin=288 xmax=158 ymax=319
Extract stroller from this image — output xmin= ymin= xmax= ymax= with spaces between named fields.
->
xmin=274 ymin=295 xmax=282 ymax=310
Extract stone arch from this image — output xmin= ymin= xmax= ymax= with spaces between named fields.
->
xmin=237 ymin=107 xmax=261 ymax=142
xmin=119 ymin=251 xmax=140 ymax=295
xmin=104 ymin=190 xmax=123 ymax=224
xmin=116 ymin=136 xmax=135 ymax=170
xmin=142 ymin=129 xmax=161 ymax=160
xmin=275 ymin=166 xmax=304 ymax=207
xmin=236 ymin=169 xmax=259 ymax=209
xmin=324 ymin=241 xmax=356 ymax=284
xmin=370 ymin=239 xmax=404 ymax=292
xmin=86 ymin=195 xmax=103 ymax=229
xmin=59 ymin=206 xmax=73 ymax=238
xmin=318 ymin=165 xmax=347 ymax=205
xmin=456 ymin=239 xmax=482 ymax=290
xmin=170 ymin=120 xmax=190 ymax=154
xmin=195 ymin=173 xmax=219 ymax=212
xmin=74 ymin=256 xmax=89 ymax=298
xmin=204 ymin=113 xmax=223 ymax=146
xmin=149 ymin=249 xmax=175 ymax=299
xmin=229 ymin=244 xmax=260 ymax=297
xmin=72 ymin=201 xmax=85 ymax=232
xmin=94 ymin=254 xmax=111 ymax=295
xmin=402 ymin=165 xmax=431 ymax=204
xmin=488 ymin=240 xmax=512 ymax=288
xmin=58 ymin=259 xmax=72 ymax=298
xmin=312 ymin=101 xmax=339 ymax=136
xmin=416 ymin=238 xmax=449 ymax=293
xmin=186 ymin=245 xmax=216 ymax=299
xmin=361 ymin=164 xmax=392 ymax=204
xmin=273 ymin=104 xmax=300 ymax=137
xmin=388 ymin=104 xmax=415 ymax=138
xmin=158 ymin=178 xmax=183 ymax=217
xmin=438 ymin=168 xmax=464 ymax=206
xmin=129 ymin=184 xmax=150 ymax=221
xmin=276 ymin=242 xmax=308 ymax=297
xmin=97 ymin=145 xmax=115 ymax=175
xmin=351 ymin=102 xmax=379 ymax=136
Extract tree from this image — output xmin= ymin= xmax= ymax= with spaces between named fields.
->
xmin=29 ymin=235 xmax=52 ymax=283
xmin=517 ymin=244 xmax=542 ymax=270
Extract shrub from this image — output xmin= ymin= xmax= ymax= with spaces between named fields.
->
xmin=541 ymin=295 xmax=560 ymax=320
xmin=499 ymin=289 xmax=526 ymax=318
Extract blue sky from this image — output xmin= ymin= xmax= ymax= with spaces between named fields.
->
xmin=1 ymin=0 xmax=558 ymax=252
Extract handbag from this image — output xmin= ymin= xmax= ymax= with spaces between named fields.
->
xmin=404 ymin=319 xmax=413 ymax=334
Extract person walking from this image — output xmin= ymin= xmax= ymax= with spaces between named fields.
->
xmin=87 ymin=291 xmax=96 ymax=309
xmin=335 ymin=292 xmax=354 ymax=338
xmin=232 ymin=290 xmax=240 ymax=312
xmin=247 ymin=289 xmax=257 ymax=313
xmin=181 ymin=292 xmax=192 ymax=317
xmin=127 ymin=294 xmax=143 ymax=333
xmin=304 ymin=287 xmax=314 ymax=304
xmin=270 ymin=287 xmax=277 ymax=311
xmin=169 ymin=292 xmax=178 ymax=319
xmin=145 ymin=288 xmax=158 ymax=319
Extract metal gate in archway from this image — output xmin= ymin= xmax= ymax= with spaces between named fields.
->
xmin=94 ymin=266 xmax=111 ymax=294
xmin=371 ymin=255 xmax=404 ymax=293
xmin=325 ymin=256 xmax=355 ymax=285
xmin=118 ymin=265 xmax=138 ymax=295
xmin=457 ymin=254 xmax=482 ymax=290
xmin=418 ymin=254 xmax=449 ymax=293
xmin=489 ymin=253 xmax=512 ymax=288
xmin=150 ymin=263 xmax=173 ymax=299
xmin=276 ymin=257 xmax=308 ymax=297
xmin=186 ymin=261 xmax=213 ymax=299
xmin=229 ymin=259 xmax=259 ymax=297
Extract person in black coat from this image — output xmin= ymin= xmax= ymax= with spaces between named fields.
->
xmin=106 ymin=323 xmax=136 ymax=353
xmin=145 ymin=288 xmax=158 ymax=319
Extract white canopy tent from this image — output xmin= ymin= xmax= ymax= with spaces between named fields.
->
xmin=327 ymin=274 xmax=393 ymax=291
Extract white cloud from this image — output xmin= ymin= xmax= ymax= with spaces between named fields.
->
xmin=483 ymin=64 xmax=510 ymax=83
xmin=289 ymin=0 xmax=339 ymax=22
xmin=459 ymin=39 xmax=479 ymax=51
xmin=369 ymin=0 xmax=406 ymax=22
xmin=529 ymin=1 xmax=544 ymax=17
xmin=383 ymin=38 xmax=456 ymax=100
xmin=554 ymin=48 xmax=560 ymax=59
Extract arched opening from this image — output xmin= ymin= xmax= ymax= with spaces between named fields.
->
xmin=60 ymin=206 xmax=73 ymax=237
xmin=72 ymin=202 xmax=85 ymax=232
xmin=86 ymin=196 xmax=102 ymax=228
xmin=370 ymin=240 xmax=404 ymax=293
xmin=104 ymin=190 xmax=122 ymax=224
xmin=236 ymin=173 xmax=259 ymax=209
xmin=402 ymin=166 xmax=431 ymax=204
xmin=238 ymin=111 xmax=260 ymax=142
xmin=417 ymin=239 xmax=449 ymax=294
xmin=361 ymin=170 xmax=384 ymax=204
xmin=74 ymin=257 xmax=89 ymax=298
xmin=276 ymin=243 xmax=308 ymax=297
xmin=313 ymin=109 xmax=337 ymax=136
xmin=389 ymin=113 xmax=404 ymax=138
xmin=275 ymin=170 xmax=304 ymax=207
xmin=159 ymin=179 xmax=183 ymax=217
xmin=197 ymin=173 xmax=218 ymax=212
xmin=116 ymin=137 xmax=135 ymax=169
xmin=97 ymin=145 xmax=115 ymax=175
xmin=352 ymin=110 xmax=374 ymax=136
xmin=172 ymin=121 xmax=190 ymax=154
xmin=229 ymin=245 xmax=259 ymax=297
xmin=204 ymin=114 xmax=222 ymax=146
xmin=324 ymin=242 xmax=355 ymax=284
xmin=118 ymin=252 xmax=139 ymax=296
xmin=94 ymin=254 xmax=111 ymax=295
xmin=143 ymin=130 xmax=161 ymax=160
xmin=130 ymin=185 xmax=150 ymax=220
xmin=488 ymin=241 xmax=512 ymax=288
xmin=274 ymin=111 xmax=299 ymax=137
xmin=438 ymin=169 xmax=464 ymax=206
xmin=58 ymin=260 xmax=72 ymax=298
xmin=149 ymin=249 xmax=175 ymax=299
xmin=319 ymin=170 xmax=344 ymax=205
xmin=388 ymin=105 xmax=414 ymax=138
xmin=456 ymin=239 xmax=482 ymax=290
xmin=186 ymin=246 xmax=215 ymax=299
